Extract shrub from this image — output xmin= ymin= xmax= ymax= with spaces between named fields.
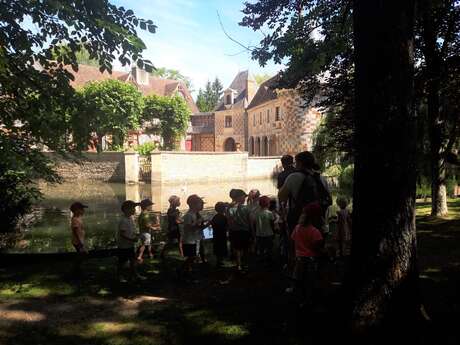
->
xmin=135 ymin=142 xmax=159 ymax=156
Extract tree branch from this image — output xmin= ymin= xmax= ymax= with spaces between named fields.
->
xmin=217 ymin=10 xmax=254 ymax=53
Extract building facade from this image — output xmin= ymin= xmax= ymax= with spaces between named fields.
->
xmin=213 ymin=71 xmax=257 ymax=152
xmin=247 ymin=76 xmax=322 ymax=156
xmin=189 ymin=112 xmax=215 ymax=151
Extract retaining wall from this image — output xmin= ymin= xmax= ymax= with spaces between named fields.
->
xmin=45 ymin=152 xmax=125 ymax=182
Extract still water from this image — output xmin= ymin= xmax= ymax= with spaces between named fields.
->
xmin=8 ymin=179 xmax=278 ymax=254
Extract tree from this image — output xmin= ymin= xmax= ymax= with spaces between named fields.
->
xmin=196 ymin=77 xmax=223 ymax=112
xmin=242 ymin=0 xmax=423 ymax=336
xmin=75 ymin=79 xmax=144 ymax=152
xmin=0 ymin=0 xmax=155 ymax=231
xmin=417 ymin=0 xmax=460 ymax=216
xmin=151 ymin=67 xmax=193 ymax=90
xmin=143 ymin=95 xmax=191 ymax=150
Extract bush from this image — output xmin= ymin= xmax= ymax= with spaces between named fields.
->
xmin=338 ymin=164 xmax=354 ymax=198
xmin=135 ymin=142 xmax=159 ymax=156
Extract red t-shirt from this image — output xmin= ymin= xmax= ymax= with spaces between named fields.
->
xmin=291 ymin=224 xmax=323 ymax=257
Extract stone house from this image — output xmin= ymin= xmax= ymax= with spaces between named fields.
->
xmin=213 ymin=71 xmax=258 ymax=152
xmin=69 ymin=64 xmax=198 ymax=150
xmin=246 ymin=75 xmax=322 ymax=156
xmin=189 ymin=112 xmax=215 ymax=151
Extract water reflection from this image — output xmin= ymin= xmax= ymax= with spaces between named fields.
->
xmin=8 ymin=179 xmax=277 ymax=254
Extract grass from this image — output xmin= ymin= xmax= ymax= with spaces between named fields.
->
xmin=0 ymin=199 xmax=459 ymax=345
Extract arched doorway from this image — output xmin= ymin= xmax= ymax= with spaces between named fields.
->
xmin=262 ymin=136 xmax=269 ymax=156
xmin=249 ymin=137 xmax=255 ymax=156
xmin=255 ymin=137 xmax=261 ymax=156
xmin=224 ymin=137 xmax=236 ymax=151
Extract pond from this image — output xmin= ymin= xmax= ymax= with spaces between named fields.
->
xmin=5 ymin=179 xmax=278 ymax=254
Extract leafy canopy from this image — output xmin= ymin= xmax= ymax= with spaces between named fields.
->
xmin=0 ymin=0 xmax=155 ymax=230
xmin=143 ymin=94 xmax=191 ymax=150
xmin=74 ymin=79 xmax=144 ymax=151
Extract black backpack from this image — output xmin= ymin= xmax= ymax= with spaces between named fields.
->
xmin=287 ymin=171 xmax=332 ymax=231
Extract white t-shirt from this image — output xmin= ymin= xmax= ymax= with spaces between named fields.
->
xmin=118 ymin=216 xmax=137 ymax=248
xmin=181 ymin=211 xmax=203 ymax=244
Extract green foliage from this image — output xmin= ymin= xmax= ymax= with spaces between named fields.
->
xmin=143 ymin=95 xmax=191 ymax=150
xmin=135 ymin=142 xmax=159 ymax=155
xmin=0 ymin=133 xmax=60 ymax=230
xmin=151 ymin=67 xmax=193 ymax=90
xmin=196 ymin=78 xmax=223 ymax=112
xmin=74 ymin=79 xmax=144 ymax=152
xmin=337 ymin=164 xmax=354 ymax=199
xmin=254 ymin=73 xmax=272 ymax=85
xmin=0 ymin=0 xmax=155 ymax=230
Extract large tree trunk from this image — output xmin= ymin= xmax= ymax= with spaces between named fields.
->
xmin=350 ymin=0 xmax=420 ymax=337
xmin=421 ymin=1 xmax=449 ymax=217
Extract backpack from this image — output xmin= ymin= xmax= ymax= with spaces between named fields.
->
xmin=287 ymin=171 xmax=332 ymax=231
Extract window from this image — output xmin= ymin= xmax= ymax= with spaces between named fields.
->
xmin=275 ymin=106 xmax=280 ymax=121
xmin=226 ymin=94 xmax=232 ymax=105
xmin=267 ymin=109 xmax=270 ymax=123
xmin=225 ymin=116 xmax=232 ymax=128
xmin=259 ymin=112 xmax=262 ymax=125
xmin=253 ymin=113 xmax=256 ymax=126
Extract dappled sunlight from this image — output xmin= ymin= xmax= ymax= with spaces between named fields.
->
xmin=0 ymin=309 xmax=46 ymax=322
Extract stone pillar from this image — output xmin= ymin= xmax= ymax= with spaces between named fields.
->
xmin=124 ymin=152 xmax=139 ymax=184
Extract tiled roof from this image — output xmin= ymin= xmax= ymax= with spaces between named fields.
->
xmin=247 ymin=75 xmax=280 ymax=110
xmin=215 ymin=70 xmax=252 ymax=111
xmin=68 ymin=64 xmax=198 ymax=113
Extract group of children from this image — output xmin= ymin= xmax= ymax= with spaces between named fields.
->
xmin=69 ymin=187 xmax=353 ymax=304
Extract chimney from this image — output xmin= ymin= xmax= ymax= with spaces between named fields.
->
xmin=246 ymin=76 xmax=257 ymax=104
xmin=131 ymin=66 xmax=149 ymax=86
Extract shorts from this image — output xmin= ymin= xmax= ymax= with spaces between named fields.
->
xmin=118 ymin=247 xmax=135 ymax=263
xmin=292 ymin=256 xmax=318 ymax=281
xmin=182 ymin=243 xmax=197 ymax=258
xmin=139 ymin=232 xmax=152 ymax=246
xmin=230 ymin=231 xmax=251 ymax=250
xmin=73 ymin=243 xmax=85 ymax=253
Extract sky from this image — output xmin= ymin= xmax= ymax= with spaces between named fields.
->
xmin=110 ymin=0 xmax=284 ymax=95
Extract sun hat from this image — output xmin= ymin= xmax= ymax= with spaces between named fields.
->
xmin=70 ymin=202 xmax=88 ymax=213
xmin=229 ymin=189 xmax=247 ymax=200
xmin=186 ymin=194 xmax=205 ymax=207
xmin=121 ymin=200 xmax=140 ymax=212
xmin=140 ymin=198 xmax=154 ymax=208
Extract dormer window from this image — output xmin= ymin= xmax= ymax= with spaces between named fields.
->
xmin=224 ymin=89 xmax=235 ymax=105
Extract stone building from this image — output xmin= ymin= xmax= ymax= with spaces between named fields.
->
xmin=189 ymin=112 xmax=215 ymax=151
xmin=213 ymin=71 xmax=258 ymax=152
xmin=247 ymin=75 xmax=322 ymax=156
xmin=69 ymin=64 xmax=198 ymax=150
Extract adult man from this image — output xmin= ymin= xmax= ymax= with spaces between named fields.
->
xmin=277 ymin=155 xmax=295 ymax=189
xmin=278 ymin=151 xmax=321 ymax=232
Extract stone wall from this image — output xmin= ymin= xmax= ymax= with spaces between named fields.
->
xmin=247 ymin=157 xmax=282 ymax=179
xmin=45 ymin=152 xmax=125 ymax=182
xmin=149 ymin=152 xmax=281 ymax=184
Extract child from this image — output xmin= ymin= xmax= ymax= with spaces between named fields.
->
xmin=137 ymin=198 xmax=159 ymax=262
xmin=228 ymin=189 xmax=251 ymax=271
xmin=70 ymin=202 xmax=88 ymax=279
xmin=180 ymin=194 xmax=206 ymax=279
xmin=247 ymin=189 xmax=261 ymax=244
xmin=118 ymin=200 xmax=142 ymax=282
xmin=336 ymin=197 xmax=352 ymax=257
xmin=161 ymin=195 xmax=183 ymax=259
xmin=290 ymin=202 xmax=325 ymax=306
xmin=211 ymin=202 xmax=228 ymax=267
xmin=255 ymin=196 xmax=275 ymax=264
xmin=269 ymin=199 xmax=281 ymax=234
